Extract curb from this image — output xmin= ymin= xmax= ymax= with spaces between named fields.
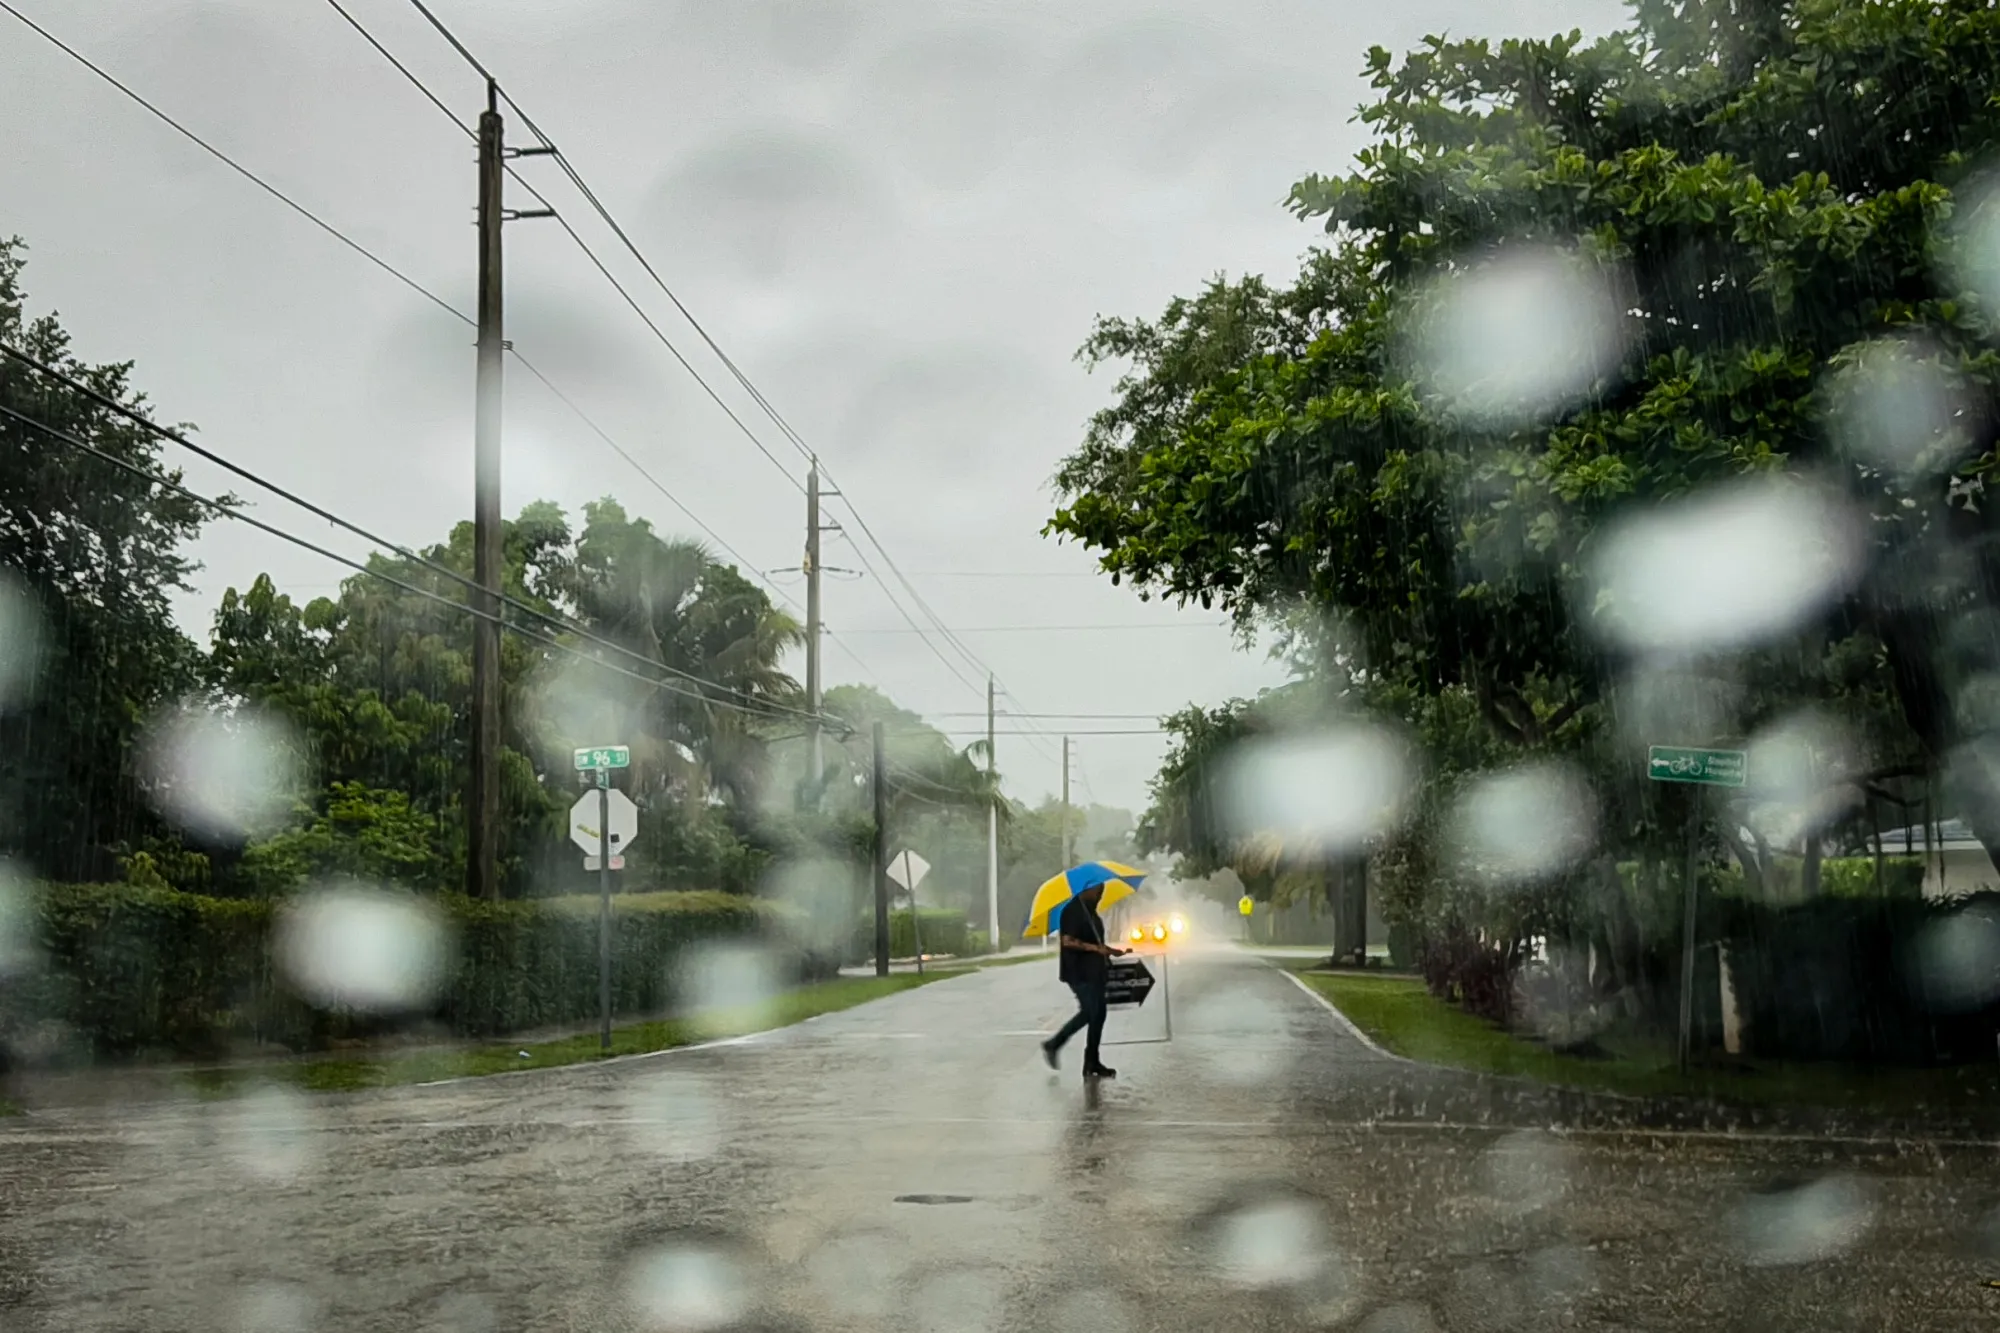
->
xmin=1273 ymin=966 xmax=1416 ymax=1065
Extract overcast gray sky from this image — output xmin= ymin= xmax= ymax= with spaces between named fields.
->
xmin=2 ymin=0 xmax=1625 ymax=811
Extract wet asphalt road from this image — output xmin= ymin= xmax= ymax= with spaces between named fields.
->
xmin=4 ymin=946 xmax=2000 ymax=1331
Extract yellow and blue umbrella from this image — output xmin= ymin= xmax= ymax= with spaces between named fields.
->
xmin=1022 ymin=860 xmax=1147 ymax=939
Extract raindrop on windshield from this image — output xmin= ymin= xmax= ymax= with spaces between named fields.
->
xmin=1404 ymin=246 xmax=1627 ymax=426
xmin=1482 ymin=1130 xmax=1572 ymax=1217
xmin=1728 ymin=1175 xmax=1876 ymax=1267
xmin=1214 ymin=725 xmax=1415 ymax=860
xmin=139 ymin=701 xmax=305 ymax=840
xmin=1912 ymin=901 xmax=2000 ymax=1012
xmin=1447 ymin=763 xmax=1597 ymax=887
xmin=683 ymin=941 xmax=782 ymax=1039
xmin=620 ymin=1239 xmax=751 ymax=1332
xmin=273 ymin=880 xmax=450 ymax=1014
xmin=1825 ymin=334 xmax=1980 ymax=477
xmin=1588 ymin=480 xmax=1863 ymax=654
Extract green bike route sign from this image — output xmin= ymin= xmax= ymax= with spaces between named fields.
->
xmin=1646 ymin=745 xmax=1746 ymax=787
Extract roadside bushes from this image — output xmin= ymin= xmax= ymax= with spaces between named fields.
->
xmin=849 ymin=909 xmax=971 ymax=963
xmin=1 ymin=882 xmax=828 ymax=1059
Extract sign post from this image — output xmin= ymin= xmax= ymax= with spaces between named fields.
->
xmin=886 ymin=850 xmax=931 ymax=974
xmin=1647 ymin=745 xmax=1747 ymax=1074
xmin=1238 ymin=894 xmax=1254 ymax=944
xmin=573 ymin=746 xmax=635 ymax=1051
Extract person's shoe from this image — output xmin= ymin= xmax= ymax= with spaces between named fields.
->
xmin=1084 ymin=1064 xmax=1117 ymax=1079
xmin=1040 ymin=1041 xmax=1060 ymax=1071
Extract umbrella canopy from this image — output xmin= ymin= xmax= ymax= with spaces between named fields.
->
xmin=1022 ymin=860 xmax=1147 ymax=939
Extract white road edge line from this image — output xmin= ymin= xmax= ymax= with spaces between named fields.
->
xmin=1272 ymin=964 xmax=1414 ymax=1064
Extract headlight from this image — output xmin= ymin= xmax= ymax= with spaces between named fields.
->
xmin=1129 ymin=926 xmax=1144 ymax=942
xmin=1169 ymin=915 xmax=1186 ymax=933
xmin=1152 ymin=923 xmax=1168 ymax=941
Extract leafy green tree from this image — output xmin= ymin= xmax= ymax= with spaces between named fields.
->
xmin=0 ymin=240 xmax=214 ymax=881
xmin=1050 ymin=0 xmax=2000 ymax=861
xmin=235 ymin=783 xmax=443 ymax=895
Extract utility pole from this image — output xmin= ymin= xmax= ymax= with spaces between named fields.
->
xmin=465 ymin=81 xmax=552 ymax=903
xmin=1060 ymin=735 xmax=1073 ymax=871
xmin=467 ymin=80 xmax=505 ymax=902
xmin=804 ymin=463 xmax=823 ymax=799
xmin=872 ymin=721 xmax=890 ymax=977
xmin=986 ymin=674 xmax=999 ymax=950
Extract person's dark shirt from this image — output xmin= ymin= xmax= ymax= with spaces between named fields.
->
xmin=1058 ymin=896 xmax=1109 ymax=987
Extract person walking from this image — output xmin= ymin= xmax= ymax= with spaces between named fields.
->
xmin=1041 ymin=883 xmax=1129 ymax=1078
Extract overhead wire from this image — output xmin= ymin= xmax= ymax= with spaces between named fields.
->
xmin=0 ymin=401 xmax=815 ymax=722
xmin=393 ymin=0 xmax=1017 ymax=708
xmin=0 ymin=344 xmax=820 ymax=725
xmin=10 ymin=0 xmax=819 ymax=678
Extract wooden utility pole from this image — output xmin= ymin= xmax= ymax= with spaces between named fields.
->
xmin=468 ymin=79 xmax=505 ymax=901
xmin=986 ymin=674 xmax=999 ymax=948
xmin=805 ymin=463 xmax=823 ymax=798
xmin=1060 ymin=735 xmax=1073 ymax=870
xmin=872 ymin=721 xmax=890 ymax=976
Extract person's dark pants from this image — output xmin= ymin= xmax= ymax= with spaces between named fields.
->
xmin=1047 ymin=980 xmax=1108 ymax=1069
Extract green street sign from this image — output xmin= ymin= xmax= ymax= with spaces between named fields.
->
xmin=1646 ymin=745 xmax=1746 ymax=787
xmin=573 ymin=745 xmax=631 ymax=771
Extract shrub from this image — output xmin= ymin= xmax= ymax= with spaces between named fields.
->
xmin=2 ymin=882 xmax=803 ymax=1058
xmin=848 ymin=909 xmax=969 ymax=963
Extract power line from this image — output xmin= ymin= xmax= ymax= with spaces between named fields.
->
xmin=0 ymin=400 xmax=815 ymax=722
xmin=0 ymin=345 xmax=820 ymax=725
xmin=391 ymin=2 xmax=1005 ymax=709
xmin=0 ymin=0 xmax=469 ymax=328
xmin=838 ymin=623 xmax=1230 ymax=635
xmin=18 ymin=0 xmax=814 ymax=645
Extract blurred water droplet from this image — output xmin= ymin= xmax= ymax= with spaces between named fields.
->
xmin=1944 ymin=168 xmax=2000 ymax=323
xmin=0 ymin=572 xmax=44 ymax=711
xmin=1482 ymin=1131 xmax=1571 ymax=1217
xmin=0 ymin=861 xmax=39 ymax=980
xmin=274 ymin=881 xmax=449 ymax=1014
xmin=1589 ymin=481 xmax=1862 ymax=654
xmin=620 ymin=1241 xmax=750 ymax=1332
xmin=1407 ymin=247 xmax=1626 ymax=426
xmin=236 ymin=1281 xmax=315 ymax=1332
xmin=1215 ymin=726 xmax=1414 ymax=861
xmin=140 ymin=702 xmax=305 ymax=840
xmin=1743 ymin=712 xmax=1860 ymax=853
xmin=623 ymin=1071 xmax=722 ymax=1161
xmin=684 ymin=941 xmax=781 ymax=1038
xmin=1913 ymin=902 xmax=2000 ymax=1011
xmin=761 ymin=858 xmax=852 ymax=945
xmin=1355 ymin=1305 xmax=1442 ymax=1333
xmin=1448 ymin=764 xmax=1596 ymax=886
xmin=1729 ymin=1175 xmax=1875 ymax=1266
xmin=224 ymin=1084 xmax=313 ymax=1182
xmin=1202 ymin=1192 xmax=1344 ymax=1292
xmin=1826 ymin=335 xmax=1979 ymax=476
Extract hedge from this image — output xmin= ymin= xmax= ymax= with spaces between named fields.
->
xmin=1 ymin=883 xmax=836 ymax=1059
xmin=849 ymin=909 xmax=972 ymax=963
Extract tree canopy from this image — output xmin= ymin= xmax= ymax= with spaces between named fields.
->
xmin=1052 ymin=0 xmax=2000 ymax=894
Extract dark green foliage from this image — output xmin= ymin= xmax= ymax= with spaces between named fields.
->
xmin=6 ymin=883 xmax=794 ymax=1056
xmin=849 ymin=909 xmax=971 ymax=964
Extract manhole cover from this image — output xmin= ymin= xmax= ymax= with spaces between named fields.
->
xmin=893 ymin=1194 xmax=973 ymax=1205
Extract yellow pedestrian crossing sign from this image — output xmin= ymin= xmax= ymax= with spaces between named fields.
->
xmin=1238 ymin=895 xmax=1254 ymax=917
